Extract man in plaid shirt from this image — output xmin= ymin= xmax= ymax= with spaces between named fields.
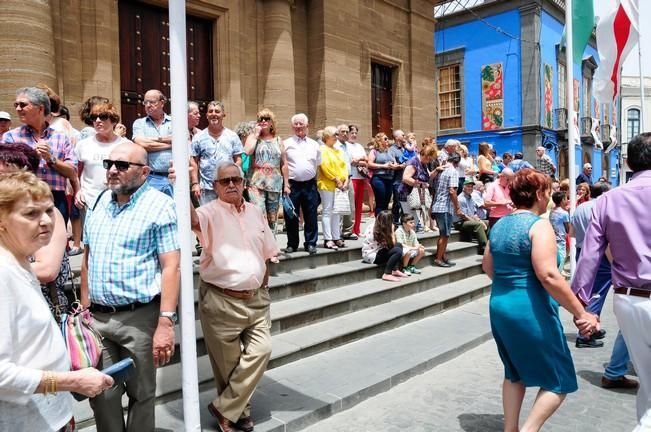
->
xmin=535 ymin=146 xmax=556 ymax=177
xmin=431 ymin=152 xmax=462 ymax=267
xmin=81 ymin=142 xmax=180 ymax=431
xmin=3 ymin=87 xmax=77 ymax=222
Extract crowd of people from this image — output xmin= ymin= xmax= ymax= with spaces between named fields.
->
xmin=0 ymin=85 xmax=650 ymax=432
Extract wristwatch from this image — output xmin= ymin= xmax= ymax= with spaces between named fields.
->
xmin=160 ymin=311 xmax=178 ymax=324
xmin=47 ymin=156 xmax=58 ymax=166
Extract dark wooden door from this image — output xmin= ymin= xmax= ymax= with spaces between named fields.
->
xmin=371 ymin=63 xmax=393 ymax=137
xmin=118 ymin=0 xmax=214 ymax=137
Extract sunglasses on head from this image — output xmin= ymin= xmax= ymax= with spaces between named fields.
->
xmin=91 ymin=113 xmax=111 ymax=122
xmin=258 ymin=116 xmax=271 ymax=122
xmin=215 ymin=176 xmax=244 ymax=186
xmin=103 ymin=159 xmax=145 ymax=172
xmin=14 ymin=101 xmax=31 ymax=109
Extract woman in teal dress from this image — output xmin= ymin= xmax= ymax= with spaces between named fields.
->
xmin=482 ymin=168 xmax=598 ymax=432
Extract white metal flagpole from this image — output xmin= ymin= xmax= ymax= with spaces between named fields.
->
xmin=638 ymin=41 xmax=645 ymax=131
xmin=168 ymin=0 xmax=202 ymax=430
xmin=565 ymin=0 xmax=577 ymax=276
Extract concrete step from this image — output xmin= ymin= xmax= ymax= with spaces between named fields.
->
xmin=79 ymin=295 xmax=492 ymax=431
xmin=74 ymin=273 xmax=490 ymax=427
xmin=180 ymin=248 xmax=482 ymax=360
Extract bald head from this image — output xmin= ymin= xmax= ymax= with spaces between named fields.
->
xmin=111 ymin=142 xmax=148 ymax=165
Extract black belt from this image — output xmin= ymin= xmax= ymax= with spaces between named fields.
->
xmin=614 ymin=287 xmax=651 ymax=299
xmin=90 ymin=295 xmax=160 ymax=313
xmin=289 ymin=178 xmax=316 ymax=184
xmin=151 ymin=171 xmax=169 ymax=176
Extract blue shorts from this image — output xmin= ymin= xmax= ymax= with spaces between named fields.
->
xmin=432 ymin=212 xmax=453 ymax=237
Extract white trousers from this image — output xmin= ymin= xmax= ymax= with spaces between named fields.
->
xmin=319 ymin=189 xmax=340 ymax=241
xmin=614 ymin=294 xmax=651 ymax=431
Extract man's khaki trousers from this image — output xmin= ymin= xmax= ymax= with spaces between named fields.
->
xmin=199 ymin=280 xmax=272 ymax=423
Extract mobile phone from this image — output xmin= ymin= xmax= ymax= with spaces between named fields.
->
xmin=72 ymin=357 xmax=136 ymax=401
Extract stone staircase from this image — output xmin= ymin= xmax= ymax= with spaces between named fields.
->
xmin=73 ymin=227 xmax=492 ymax=431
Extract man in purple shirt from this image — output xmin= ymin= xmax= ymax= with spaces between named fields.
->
xmin=3 ymin=87 xmax=77 ymax=223
xmin=572 ymin=133 xmax=651 ymax=429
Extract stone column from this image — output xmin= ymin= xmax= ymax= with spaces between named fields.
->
xmin=262 ymin=0 xmax=296 ymax=134
xmin=0 ymin=0 xmax=58 ymax=110
xmin=520 ymin=3 xmax=542 ymax=160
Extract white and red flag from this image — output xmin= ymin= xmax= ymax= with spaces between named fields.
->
xmin=593 ymin=0 xmax=639 ymax=102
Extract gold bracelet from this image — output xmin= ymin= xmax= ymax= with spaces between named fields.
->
xmin=44 ymin=371 xmax=51 ymax=395
xmin=51 ymin=372 xmax=57 ymax=394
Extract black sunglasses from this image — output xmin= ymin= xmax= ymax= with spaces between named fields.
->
xmin=215 ymin=176 xmax=244 ymax=186
xmin=103 ymin=159 xmax=146 ymax=172
xmin=258 ymin=116 xmax=271 ymax=122
xmin=91 ymin=113 xmax=111 ymax=122
xmin=14 ymin=101 xmax=31 ymax=109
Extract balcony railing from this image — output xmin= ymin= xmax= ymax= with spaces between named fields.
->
xmin=580 ymin=117 xmax=592 ymax=137
xmin=554 ymin=108 xmax=568 ymax=131
xmin=601 ymin=124 xmax=612 ymax=143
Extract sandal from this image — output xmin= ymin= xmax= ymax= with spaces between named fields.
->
xmin=334 ymin=239 xmax=345 ymax=248
xmin=68 ymin=246 xmax=84 ymax=256
xmin=324 ymin=241 xmax=339 ymax=250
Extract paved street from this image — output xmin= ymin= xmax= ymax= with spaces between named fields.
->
xmin=304 ymin=295 xmax=638 ymax=432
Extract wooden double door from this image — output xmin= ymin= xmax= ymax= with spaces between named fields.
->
xmin=118 ymin=0 xmax=214 ymax=136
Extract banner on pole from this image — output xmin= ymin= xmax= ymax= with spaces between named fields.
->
xmin=544 ymin=64 xmax=553 ymax=129
xmin=481 ymin=63 xmax=504 ymax=130
xmin=593 ymin=0 xmax=640 ymax=102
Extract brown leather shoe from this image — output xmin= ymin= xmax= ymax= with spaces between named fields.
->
xmin=235 ymin=416 xmax=254 ymax=432
xmin=207 ymin=402 xmax=236 ymax=432
xmin=601 ymin=376 xmax=639 ymax=389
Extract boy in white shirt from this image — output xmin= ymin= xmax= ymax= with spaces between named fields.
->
xmin=395 ymin=214 xmax=425 ymax=274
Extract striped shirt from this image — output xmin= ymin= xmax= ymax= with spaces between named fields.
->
xmin=132 ymin=114 xmax=173 ymax=172
xmin=83 ymin=183 xmax=179 ymax=306
xmin=3 ymin=124 xmax=77 ymax=191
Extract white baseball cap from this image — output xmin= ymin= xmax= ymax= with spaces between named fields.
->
xmin=0 ymin=111 xmax=10 ymax=121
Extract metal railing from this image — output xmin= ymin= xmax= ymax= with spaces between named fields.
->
xmin=580 ymin=117 xmax=592 ymax=137
xmin=601 ymin=124 xmax=612 ymax=143
xmin=554 ymin=108 xmax=568 ymax=131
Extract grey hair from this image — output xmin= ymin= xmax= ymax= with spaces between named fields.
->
xmin=207 ymin=100 xmax=225 ymax=112
xmin=187 ymin=101 xmax=199 ymax=112
xmin=291 ymin=113 xmax=308 ymax=125
xmin=322 ymin=126 xmax=338 ymax=141
xmin=16 ymin=87 xmax=51 ymax=116
xmin=212 ymin=160 xmax=244 ymax=181
xmin=234 ymin=120 xmax=256 ymax=139
xmin=393 ymin=129 xmax=404 ymax=139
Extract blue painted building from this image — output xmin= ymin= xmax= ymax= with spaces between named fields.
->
xmin=434 ymin=0 xmax=620 ymax=185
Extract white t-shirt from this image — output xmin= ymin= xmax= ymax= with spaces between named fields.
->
xmin=457 ymin=157 xmax=473 ymax=178
xmin=348 ymin=143 xmax=368 ymax=180
xmin=0 ymin=248 xmax=72 ymax=431
xmin=76 ymin=134 xmax=128 ymax=208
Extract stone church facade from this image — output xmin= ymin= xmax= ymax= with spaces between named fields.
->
xmin=0 ymin=0 xmax=437 ymax=140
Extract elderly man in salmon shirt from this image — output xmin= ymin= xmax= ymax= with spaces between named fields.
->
xmin=190 ymin=160 xmax=278 ymax=432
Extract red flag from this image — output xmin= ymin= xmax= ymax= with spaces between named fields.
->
xmin=593 ymin=0 xmax=639 ymax=102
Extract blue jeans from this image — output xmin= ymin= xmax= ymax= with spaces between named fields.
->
xmin=147 ymin=173 xmax=173 ymax=198
xmin=604 ymin=330 xmax=632 ymax=380
xmin=576 ymin=247 xmax=614 ymax=342
xmin=370 ymin=176 xmax=393 ymax=216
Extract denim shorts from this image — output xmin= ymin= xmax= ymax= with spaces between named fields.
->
xmin=432 ymin=212 xmax=453 ymax=237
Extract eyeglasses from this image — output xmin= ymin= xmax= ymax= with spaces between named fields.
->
xmin=14 ymin=101 xmax=31 ymax=109
xmin=215 ymin=176 xmax=244 ymax=186
xmin=143 ymin=100 xmax=161 ymax=106
xmin=258 ymin=116 xmax=271 ymax=122
xmin=91 ymin=113 xmax=111 ymax=122
xmin=383 ymin=137 xmax=389 ymax=141
xmin=103 ymin=159 xmax=146 ymax=172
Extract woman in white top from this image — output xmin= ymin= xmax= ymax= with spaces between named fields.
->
xmin=75 ymin=103 xmax=131 ymax=211
xmin=456 ymin=144 xmax=476 ymax=194
xmin=0 ymin=171 xmax=112 ymax=432
xmin=347 ymin=124 xmax=369 ymax=237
